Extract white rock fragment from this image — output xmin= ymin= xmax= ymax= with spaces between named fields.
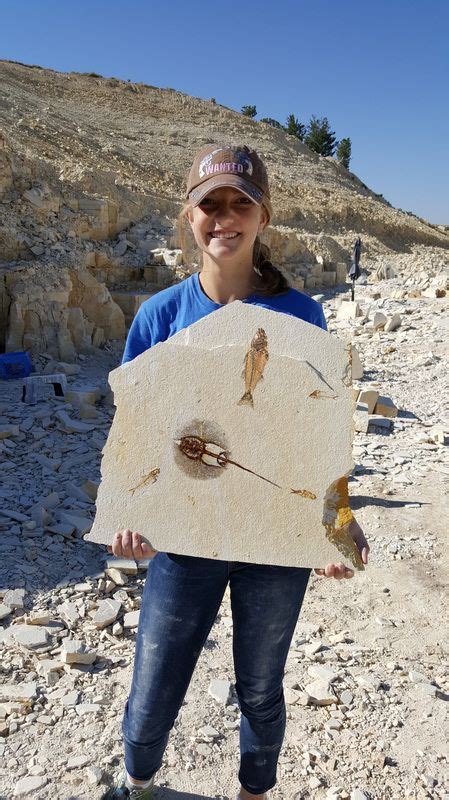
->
xmin=93 ymin=598 xmax=121 ymax=629
xmin=304 ymin=680 xmax=337 ymax=706
xmin=61 ymin=639 xmax=97 ymax=664
xmin=373 ymin=311 xmax=387 ymax=330
xmin=373 ymin=395 xmax=398 ymax=418
xmin=337 ymin=301 xmax=363 ymax=321
xmin=75 ymin=703 xmax=101 ymax=716
xmin=0 ymin=682 xmax=37 ymax=703
xmin=67 ymin=754 xmax=90 ymax=769
xmin=0 ymin=603 xmax=12 ymax=621
xmin=11 ymin=625 xmax=50 ymax=650
xmin=123 ymin=610 xmax=140 ymax=628
xmin=208 ymin=679 xmax=232 ymax=705
xmin=354 ymin=401 xmax=369 ymax=433
xmin=3 ymin=588 xmax=26 ymax=609
xmin=55 ymin=409 xmax=94 ymax=433
xmin=14 ymin=776 xmax=48 ymax=796
xmin=384 ymin=313 xmax=402 ymax=332
xmin=198 ymin=725 xmax=220 ymax=738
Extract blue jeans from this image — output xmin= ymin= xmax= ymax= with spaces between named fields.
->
xmin=122 ymin=553 xmax=310 ymax=795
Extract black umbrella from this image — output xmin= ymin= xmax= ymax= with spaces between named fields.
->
xmin=348 ymin=237 xmax=362 ymax=300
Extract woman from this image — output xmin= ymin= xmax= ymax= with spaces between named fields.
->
xmin=104 ymin=144 xmax=369 ymax=800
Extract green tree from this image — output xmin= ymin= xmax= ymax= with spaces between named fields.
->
xmin=285 ymin=113 xmax=306 ymax=140
xmin=241 ymin=105 xmax=257 ymax=118
xmin=336 ymin=137 xmax=352 ymax=169
xmin=304 ymin=116 xmax=337 ymax=157
xmin=260 ymin=117 xmax=284 ymax=129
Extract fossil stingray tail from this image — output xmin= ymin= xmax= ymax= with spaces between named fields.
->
xmin=238 ymin=390 xmax=254 ymax=407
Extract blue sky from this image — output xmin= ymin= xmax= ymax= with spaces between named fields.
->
xmin=1 ymin=0 xmax=448 ymax=223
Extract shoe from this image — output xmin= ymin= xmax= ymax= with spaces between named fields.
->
xmin=101 ymin=771 xmax=155 ymax=799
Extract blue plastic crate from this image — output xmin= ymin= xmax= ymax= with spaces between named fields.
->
xmin=0 ymin=351 xmax=33 ymax=380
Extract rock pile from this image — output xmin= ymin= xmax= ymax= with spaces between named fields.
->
xmin=1 ymin=60 xmax=448 ymax=360
xmin=0 ymin=273 xmax=447 ymax=798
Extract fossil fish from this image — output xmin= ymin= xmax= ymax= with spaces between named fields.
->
xmin=238 ymin=328 xmax=268 ymax=407
xmin=309 ymin=390 xmax=338 ymax=400
xmin=129 ymin=467 xmax=160 ymax=496
xmin=290 ymin=488 xmax=317 ymax=499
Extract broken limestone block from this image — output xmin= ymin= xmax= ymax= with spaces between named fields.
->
xmin=22 ymin=373 xmax=67 ymax=404
xmin=56 ymin=511 xmax=93 ymax=537
xmin=373 ymin=395 xmax=398 ymax=418
xmin=3 ymin=588 xmax=26 ymax=609
xmin=82 ymin=479 xmax=99 ymax=500
xmin=79 ymin=403 xmax=102 ymax=419
xmin=123 ymin=610 xmax=140 ymax=628
xmin=357 ymin=388 xmax=379 ymax=414
xmin=0 ymin=682 xmax=37 ymax=703
xmin=304 ymin=680 xmax=337 ymax=706
xmin=428 ymin=426 xmax=447 ymax=445
xmin=336 ymin=263 xmax=347 ymax=284
xmin=351 ymin=346 xmax=363 ymax=380
xmin=368 ymin=415 xmax=393 ymax=431
xmin=208 ymin=679 xmax=232 ymax=705
xmin=65 ymin=389 xmax=98 ymax=407
xmin=87 ymin=302 xmax=360 ymax=571
xmin=14 ymin=776 xmax=48 ymax=797
xmin=336 ymin=301 xmax=362 ymax=321
xmin=354 ymin=402 xmax=369 ymax=433
xmin=105 ymin=557 xmax=138 ymax=575
xmin=0 ymin=425 xmax=20 ymax=440
xmin=10 ymin=625 xmax=50 ymax=650
xmin=61 ymin=639 xmax=97 ymax=665
xmin=55 ymin=409 xmax=95 ymax=434
xmin=92 ymin=599 xmax=121 ymax=629
xmin=0 ymin=604 xmax=11 ymax=621
xmin=384 ymin=313 xmax=402 ymax=332
xmin=372 ymin=311 xmax=387 ymax=330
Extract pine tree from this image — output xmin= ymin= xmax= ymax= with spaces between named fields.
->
xmin=260 ymin=117 xmax=284 ymax=129
xmin=285 ymin=113 xmax=306 ymax=140
xmin=304 ymin=116 xmax=337 ymax=157
xmin=336 ymin=137 xmax=352 ymax=169
xmin=241 ymin=105 xmax=257 ymax=118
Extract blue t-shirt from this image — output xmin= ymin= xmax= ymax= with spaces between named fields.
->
xmin=122 ymin=271 xmax=327 ymax=364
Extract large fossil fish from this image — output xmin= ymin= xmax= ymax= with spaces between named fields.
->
xmin=238 ymin=328 xmax=269 ymax=407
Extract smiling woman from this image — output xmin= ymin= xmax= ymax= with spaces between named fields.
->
xmin=178 ymin=144 xmax=290 ymax=298
xmin=103 ymin=143 xmax=368 ymax=800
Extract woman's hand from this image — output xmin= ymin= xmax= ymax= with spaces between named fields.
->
xmin=107 ymin=529 xmax=158 ymax=561
xmin=314 ymin=518 xmax=369 ymax=579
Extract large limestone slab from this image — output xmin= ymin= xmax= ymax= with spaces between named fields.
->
xmin=86 ymin=302 xmax=362 ymax=569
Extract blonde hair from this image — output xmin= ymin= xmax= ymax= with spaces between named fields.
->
xmin=177 ymin=195 xmax=290 ymax=297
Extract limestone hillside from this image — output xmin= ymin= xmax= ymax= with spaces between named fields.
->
xmin=0 ymin=59 xmax=448 ymax=360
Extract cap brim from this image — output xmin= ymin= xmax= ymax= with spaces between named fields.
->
xmin=188 ymin=174 xmax=263 ymax=207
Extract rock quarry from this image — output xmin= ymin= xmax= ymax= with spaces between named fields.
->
xmin=0 ymin=60 xmax=448 ymax=799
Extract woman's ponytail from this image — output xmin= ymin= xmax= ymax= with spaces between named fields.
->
xmin=252 ymin=235 xmax=290 ymax=296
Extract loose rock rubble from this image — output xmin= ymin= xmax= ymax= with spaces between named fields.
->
xmin=0 ymin=267 xmax=447 ymax=799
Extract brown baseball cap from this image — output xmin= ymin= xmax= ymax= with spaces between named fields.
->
xmin=186 ymin=144 xmax=270 ymax=207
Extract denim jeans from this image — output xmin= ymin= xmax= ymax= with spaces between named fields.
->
xmin=122 ymin=552 xmax=310 ymax=795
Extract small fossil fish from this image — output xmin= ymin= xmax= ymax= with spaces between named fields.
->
xmin=309 ymin=390 xmax=338 ymax=400
xmin=129 ymin=467 xmax=160 ymax=496
xmin=238 ymin=328 xmax=268 ymax=407
xmin=290 ymin=488 xmax=317 ymax=499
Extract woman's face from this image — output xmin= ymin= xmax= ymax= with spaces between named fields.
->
xmin=187 ymin=186 xmax=268 ymax=264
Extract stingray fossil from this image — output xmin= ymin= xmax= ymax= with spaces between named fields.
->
xmin=174 ymin=435 xmax=316 ymax=498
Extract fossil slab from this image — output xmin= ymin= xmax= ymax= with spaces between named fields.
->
xmin=86 ymin=301 xmax=361 ymax=569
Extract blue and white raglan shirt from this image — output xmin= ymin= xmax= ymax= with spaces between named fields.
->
xmin=121 ymin=271 xmax=327 ymax=364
